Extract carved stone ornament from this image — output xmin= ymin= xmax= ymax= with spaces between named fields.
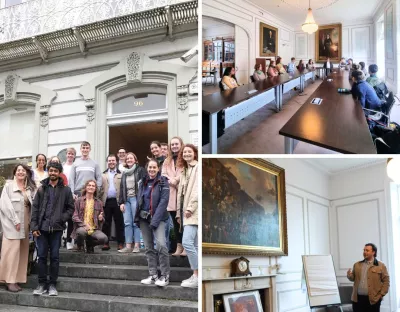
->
xmin=126 ymin=52 xmax=144 ymax=84
xmin=188 ymin=70 xmax=198 ymax=96
xmin=39 ymin=104 xmax=50 ymax=128
xmin=177 ymin=85 xmax=189 ymax=111
xmin=40 ymin=113 xmax=49 ymax=128
xmin=85 ymin=98 xmax=95 ymax=123
xmin=5 ymin=74 xmax=18 ymax=101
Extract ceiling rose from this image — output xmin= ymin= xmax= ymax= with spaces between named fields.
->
xmin=280 ymin=0 xmax=340 ymax=10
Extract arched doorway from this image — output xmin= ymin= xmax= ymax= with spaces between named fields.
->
xmin=107 ymin=85 xmax=168 ymax=164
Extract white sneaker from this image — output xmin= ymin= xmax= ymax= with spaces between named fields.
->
xmin=141 ymin=275 xmax=159 ymax=285
xmin=181 ymin=275 xmax=198 ymax=288
xmin=66 ymin=242 xmax=74 ymax=250
xmin=155 ymin=275 xmax=169 ymax=287
xmin=132 ymin=246 xmax=140 ymax=253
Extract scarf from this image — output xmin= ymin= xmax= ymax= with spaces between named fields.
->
xmin=256 ymin=70 xmax=263 ymax=75
xmin=125 ymin=164 xmax=137 ymax=176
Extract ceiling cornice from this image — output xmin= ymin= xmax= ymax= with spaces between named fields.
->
xmin=301 ymin=159 xmax=387 ymax=176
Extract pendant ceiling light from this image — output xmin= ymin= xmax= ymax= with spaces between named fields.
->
xmin=302 ymin=0 xmax=318 ymax=34
xmin=387 ymin=158 xmax=400 ymax=184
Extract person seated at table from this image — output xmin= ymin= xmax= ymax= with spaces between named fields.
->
xmin=323 ymin=57 xmax=333 ymax=74
xmin=351 ymin=70 xmax=382 ymax=111
xmin=220 ymin=67 xmax=239 ymax=90
xmin=276 ymin=57 xmax=286 ymax=74
xmin=366 ymin=64 xmax=382 ymax=88
xmin=346 ymin=58 xmax=353 ymax=71
xmin=253 ymin=64 xmax=266 ymax=81
xmin=339 ymin=57 xmax=347 ymax=67
xmin=359 ymin=62 xmax=368 ymax=77
xmin=287 ymin=57 xmax=296 ymax=72
xmin=306 ymin=59 xmax=315 ymax=70
xmin=267 ymin=61 xmax=279 ymax=77
xmin=350 ymin=64 xmax=365 ymax=81
xmin=297 ymin=60 xmax=305 ymax=71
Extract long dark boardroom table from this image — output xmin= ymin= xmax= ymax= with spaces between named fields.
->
xmin=279 ymin=68 xmax=376 ymax=154
xmin=202 ymin=69 xmax=315 ymax=154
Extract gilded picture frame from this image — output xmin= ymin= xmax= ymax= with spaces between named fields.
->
xmin=315 ymin=23 xmax=342 ymax=63
xmin=259 ymin=22 xmax=278 ymax=57
xmin=202 ymin=158 xmax=288 ymax=256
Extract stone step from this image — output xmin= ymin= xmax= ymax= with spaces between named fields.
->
xmin=58 ymin=249 xmax=190 ymax=267
xmin=32 ymin=263 xmax=192 ymax=283
xmin=0 ymin=289 xmax=197 ymax=312
xmin=24 ymin=276 xmax=197 ymax=301
xmin=0 ymin=304 xmax=79 ymax=312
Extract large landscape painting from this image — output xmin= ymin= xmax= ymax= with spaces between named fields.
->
xmin=202 ymin=158 xmax=288 ymax=256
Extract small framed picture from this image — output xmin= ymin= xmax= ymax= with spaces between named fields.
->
xmin=265 ymin=59 xmax=271 ymax=68
xmin=223 ymin=290 xmax=264 ymax=312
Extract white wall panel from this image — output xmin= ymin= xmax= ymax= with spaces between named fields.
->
xmin=307 ymin=200 xmax=330 ymax=255
xmin=235 ymin=25 xmax=250 ymax=85
xmin=50 ymin=101 xmax=86 ymax=117
xmin=48 ymin=128 xmax=87 ymax=145
xmin=48 ymin=114 xmax=86 ymax=131
xmin=336 ymin=200 xmax=380 ymax=270
xmin=351 ymin=26 xmax=372 ymax=59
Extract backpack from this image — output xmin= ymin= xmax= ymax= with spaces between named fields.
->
xmin=374 ymin=82 xmax=389 ymax=103
xmin=373 ymin=123 xmax=400 ymax=154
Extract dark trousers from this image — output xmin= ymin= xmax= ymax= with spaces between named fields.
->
xmin=36 ymin=230 xmax=63 ymax=287
xmin=170 ymin=211 xmax=182 ymax=244
xmin=102 ymin=198 xmax=125 ymax=244
xmin=353 ymin=295 xmax=382 ymax=312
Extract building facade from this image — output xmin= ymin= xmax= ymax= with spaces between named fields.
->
xmin=0 ymin=0 xmax=198 ymax=184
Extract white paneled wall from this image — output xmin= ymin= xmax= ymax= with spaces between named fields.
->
xmin=235 ymin=25 xmax=250 ymax=85
xmin=330 ymin=191 xmax=390 ymax=312
xmin=295 ymin=20 xmax=375 ymax=66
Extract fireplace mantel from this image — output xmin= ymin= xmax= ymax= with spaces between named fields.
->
xmin=202 ymin=274 xmax=277 ymax=312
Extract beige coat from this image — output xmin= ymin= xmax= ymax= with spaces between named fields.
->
xmin=177 ymin=162 xmax=198 ymax=230
xmin=348 ymin=259 xmax=390 ymax=305
xmin=101 ymin=171 xmax=122 ymax=204
xmin=161 ymin=158 xmax=183 ymax=212
xmin=0 ymin=180 xmax=33 ymax=239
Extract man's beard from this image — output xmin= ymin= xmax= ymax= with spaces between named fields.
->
xmin=50 ymin=176 xmax=58 ymax=180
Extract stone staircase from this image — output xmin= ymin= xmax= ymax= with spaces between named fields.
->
xmin=0 ymin=244 xmax=198 ymax=312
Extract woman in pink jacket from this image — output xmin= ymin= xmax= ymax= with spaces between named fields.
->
xmin=161 ymin=136 xmax=185 ymax=256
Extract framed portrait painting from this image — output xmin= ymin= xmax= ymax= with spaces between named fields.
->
xmin=223 ymin=291 xmax=264 ymax=312
xmin=202 ymin=158 xmax=288 ymax=256
xmin=315 ymin=23 xmax=342 ymax=63
xmin=260 ymin=22 xmax=278 ymax=57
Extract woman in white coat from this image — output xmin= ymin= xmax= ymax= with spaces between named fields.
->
xmin=176 ymin=144 xmax=198 ymax=288
xmin=0 ymin=164 xmax=36 ymax=292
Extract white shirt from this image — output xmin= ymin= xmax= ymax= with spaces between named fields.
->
xmin=326 ymin=62 xmax=331 ymax=68
xmin=63 ymin=163 xmax=73 ymax=181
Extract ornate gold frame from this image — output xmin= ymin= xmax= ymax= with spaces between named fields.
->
xmin=259 ymin=22 xmax=279 ymax=57
xmin=315 ymin=23 xmax=342 ymax=63
xmin=202 ymin=158 xmax=288 ymax=256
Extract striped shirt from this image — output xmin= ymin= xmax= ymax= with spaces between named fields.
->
xmin=68 ymin=158 xmax=102 ymax=194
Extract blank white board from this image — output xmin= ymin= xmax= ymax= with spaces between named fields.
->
xmin=302 ymin=255 xmax=341 ymax=308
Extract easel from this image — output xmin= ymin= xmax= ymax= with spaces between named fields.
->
xmin=311 ymin=304 xmax=344 ymax=311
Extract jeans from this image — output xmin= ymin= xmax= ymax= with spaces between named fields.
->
xmin=140 ymin=219 xmax=170 ymax=277
xmin=75 ymin=228 xmax=108 ymax=247
xmin=353 ymin=295 xmax=382 ymax=312
xmin=36 ymin=230 xmax=63 ymax=286
xmin=182 ymin=225 xmax=198 ymax=270
xmin=123 ymin=197 xmax=141 ymax=244
xmin=164 ymin=214 xmax=172 ymax=251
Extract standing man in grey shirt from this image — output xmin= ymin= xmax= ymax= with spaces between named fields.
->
xmin=347 ymin=243 xmax=390 ymax=312
xmin=69 ymin=141 xmax=102 ymax=200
